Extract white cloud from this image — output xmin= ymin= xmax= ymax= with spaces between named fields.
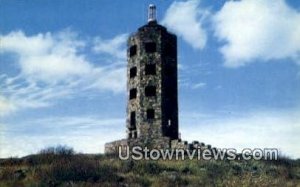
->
xmin=1 ymin=76 xmax=76 ymax=112
xmin=0 ymin=95 xmax=16 ymax=116
xmin=0 ymin=30 xmax=127 ymax=116
xmin=0 ymin=30 xmax=92 ymax=82
xmin=213 ymin=0 xmax=300 ymax=67
xmin=191 ymin=82 xmax=206 ymax=89
xmin=87 ymin=67 xmax=126 ymax=93
xmin=181 ymin=109 xmax=300 ymax=159
xmin=93 ymin=34 xmax=128 ymax=60
xmin=0 ymin=116 xmax=125 ymax=158
xmin=162 ymin=0 xmax=208 ymax=49
xmin=3 ymin=110 xmax=299 ymax=159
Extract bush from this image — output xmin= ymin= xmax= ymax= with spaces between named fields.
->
xmin=24 ymin=145 xmax=75 ymax=166
xmin=39 ymin=145 xmax=74 ymax=156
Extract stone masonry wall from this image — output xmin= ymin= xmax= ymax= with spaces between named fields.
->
xmin=126 ymin=21 xmax=178 ymax=142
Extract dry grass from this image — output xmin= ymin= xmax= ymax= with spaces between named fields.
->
xmin=0 ymin=147 xmax=299 ymax=186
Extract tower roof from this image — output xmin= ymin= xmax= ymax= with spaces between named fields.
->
xmin=138 ymin=21 xmax=167 ymax=32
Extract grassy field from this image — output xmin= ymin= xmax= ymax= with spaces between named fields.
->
xmin=0 ymin=147 xmax=300 ymax=187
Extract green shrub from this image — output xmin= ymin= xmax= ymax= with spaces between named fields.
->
xmin=24 ymin=145 xmax=75 ymax=166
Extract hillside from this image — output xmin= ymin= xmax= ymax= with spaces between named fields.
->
xmin=0 ymin=150 xmax=300 ymax=187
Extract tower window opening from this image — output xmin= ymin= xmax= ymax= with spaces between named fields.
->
xmin=129 ymin=45 xmax=137 ymax=57
xmin=145 ymin=86 xmax=156 ymax=97
xmin=147 ymin=109 xmax=155 ymax=119
xmin=145 ymin=42 xmax=156 ymax=53
xmin=130 ymin=111 xmax=136 ymax=128
xmin=129 ymin=88 xmax=137 ymax=100
xmin=165 ymin=43 xmax=175 ymax=56
xmin=168 ymin=119 xmax=171 ymax=126
xmin=128 ymin=132 xmax=132 ymax=138
xmin=130 ymin=67 xmax=137 ymax=78
xmin=145 ymin=64 xmax=156 ymax=75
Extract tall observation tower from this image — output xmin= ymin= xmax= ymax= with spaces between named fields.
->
xmin=105 ymin=5 xmax=206 ymax=153
xmin=126 ymin=4 xmax=178 ymax=141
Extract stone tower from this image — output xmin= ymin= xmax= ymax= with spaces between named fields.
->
xmin=105 ymin=5 xmax=198 ymax=154
xmin=126 ymin=4 xmax=178 ymax=143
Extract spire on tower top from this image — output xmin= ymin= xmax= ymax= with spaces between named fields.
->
xmin=148 ymin=4 xmax=156 ymax=23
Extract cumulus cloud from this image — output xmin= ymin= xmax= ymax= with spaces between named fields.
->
xmin=162 ymin=0 xmax=208 ymax=49
xmin=0 ymin=30 xmax=127 ymax=116
xmin=213 ymin=0 xmax=300 ymax=67
xmin=162 ymin=0 xmax=300 ymax=67
xmin=0 ymin=30 xmax=92 ymax=82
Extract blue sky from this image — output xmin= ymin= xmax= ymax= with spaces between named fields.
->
xmin=0 ymin=0 xmax=300 ymax=158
